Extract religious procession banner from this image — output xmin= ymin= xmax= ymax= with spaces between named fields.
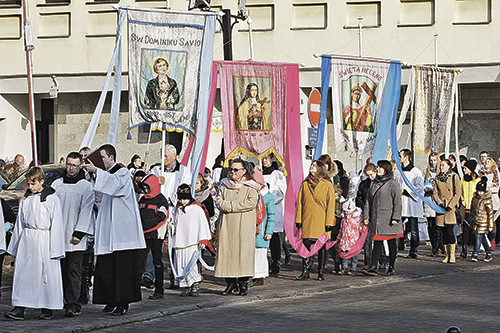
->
xmin=127 ymin=8 xmax=216 ymax=135
xmin=330 ymin=57 xmax=392 ymax=154
xmin=413 ymin=66 xmax=457 ymax=154
xmin=219 ymin=61 xmax=290 ymax=168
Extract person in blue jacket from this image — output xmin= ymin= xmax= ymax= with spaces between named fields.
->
xmin=252 ymin=167 xmax=276 ymax=286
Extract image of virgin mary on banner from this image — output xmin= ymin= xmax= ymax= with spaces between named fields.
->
xmin=331 ymin=58 xmax=391 ymax=153
xmin=127 ymin=8 xmax=216 ymax=135
xmin=220 ymin=61 xmax=287 ymax=168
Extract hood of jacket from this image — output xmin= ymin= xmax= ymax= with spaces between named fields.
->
xmin=141 ymin=174 xmax=161 ymax=199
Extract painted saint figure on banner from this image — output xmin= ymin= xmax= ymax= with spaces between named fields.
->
xmin=235 ymin=82 xmax=271 ymax=131
xmin=342 ymin=83 xmax=377 ymax=133
xmin=144 ymin=56 xmax=180 ymax=110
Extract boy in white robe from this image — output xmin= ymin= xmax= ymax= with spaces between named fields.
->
xmin=5 ymin=167 xmax=65 ymax=320
xmin=171 ymin=184 xmax=211 ymax=296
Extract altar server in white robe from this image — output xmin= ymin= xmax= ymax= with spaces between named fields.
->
xmin=5 ymin=167 xmax=65 ymax=320
xmin=83 ymin=144 xmax=146 ymax=316
xmin=171 ymin=184 xmax=211 ymax=297
xmin=52 ymin=151 xmax=94 ymax=317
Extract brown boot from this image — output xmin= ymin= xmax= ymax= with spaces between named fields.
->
xmin=449 ymin=243 xmax=456 ymax=263
xmin=442 ymin=244 xmax=450 ymax=263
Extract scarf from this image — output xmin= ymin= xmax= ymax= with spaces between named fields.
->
xmin=375 ymin=175 xmax=391 ymax=184
xmin=435 ymin=170 xmax=452 ymax=182
xmin=194 ymin=187 xmax=211 ymax=204
xmin=220 ymin=178 xmax=261 ymax=191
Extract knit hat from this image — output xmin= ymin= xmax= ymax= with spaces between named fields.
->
xmin=177 ymin=183 xmax=192 ymax=200
xmin=464 ymin=159 xmax=477 ymax=173
xmin=476 ymin=176 xmax=488 ymax=192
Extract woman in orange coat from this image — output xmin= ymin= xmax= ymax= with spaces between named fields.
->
xmin=295 ymin=160 xmax=336 ymax=281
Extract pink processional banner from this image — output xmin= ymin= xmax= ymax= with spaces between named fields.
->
xmin=219 ymin=61 xmax=287 ymax=169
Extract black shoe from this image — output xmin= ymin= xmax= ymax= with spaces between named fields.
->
xmin=5 ymin=307 xmax=24 ymax=320
xmin=39 ymin=309 xmax=53 ymax=320
xmin=484 ymin=254 xmax=493 ymax=262
xmin=460 ymin=252 xmax=467 ymax=259
xmin=317 ymin=272 xmax=325 ymax=280
xmin=149 ymin=292 xmax=164 ymax=300
xmin=112 ymin=305 xmax=128 ymax=316
xmin=102 ymin=304 xmax=116 ymax=313
xmin=284 ymin=255 xmax=291 ymax=265
xmin=141 ymin=278 xmax=155 ymax=289
xmin=238 ymin=282 xmax=249 ymax=296
xmin=386 ymin=267 xmax=396 ymax=276
xmin=168 ymin=283 xmax=180 ymax=290
xmin=406 ymin=253 xmax=417 ymax=259
xmin=220 ymin=282 xmax=239 ymax=296
xmin=190 ymin=283 xmax=201 ymax=296
xmin=74 ymin=304 xmax=82 ymax=315
xmin=65 ymin=304 xmax=76 ymax=318
xmin=363 ymin=266 xmax=378 ymax=276
xmin=180 ymin=287 xmax=191 ymax=297
xmin=471 ymin=254 xmax=478 ymax=262
xmin=295 ymin=270 xmax=310 ymax=280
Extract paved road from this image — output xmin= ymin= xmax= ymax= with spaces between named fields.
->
xmin=95 ymin=266 xmax=500 ymax=333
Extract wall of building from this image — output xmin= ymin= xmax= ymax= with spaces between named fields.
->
xmin=0 ymin=95 xmax=32 ymax=162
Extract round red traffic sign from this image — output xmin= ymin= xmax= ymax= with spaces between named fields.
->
xmin=308 ymin=88 xmax=321 ymax=128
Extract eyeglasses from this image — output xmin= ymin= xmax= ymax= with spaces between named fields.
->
xmin=66 ymin=163 xmax=81 ymax=168
xmin=229 ymin=168 xmax=244 ymax=173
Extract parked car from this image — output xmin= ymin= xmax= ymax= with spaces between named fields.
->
xmin=0 ymin=172 xmax=9 ymax=189
xmin=0 ymin=164 xmax=65 ymax=216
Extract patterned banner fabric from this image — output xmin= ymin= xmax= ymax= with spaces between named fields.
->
xmin=219 ymin=61 xmax=289 ymax=169
xmin=413 ymin=66 xmax=456 ymax=153
xmin=127 ymin=8 xmax=216 ymax=135
xmin=330 ymin=57 xmax=391 ymax=154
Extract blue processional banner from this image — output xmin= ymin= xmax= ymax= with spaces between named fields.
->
xmin=127 ymin=8 xmax=216 ymax=135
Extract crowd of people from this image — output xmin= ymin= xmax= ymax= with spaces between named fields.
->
xmin=0 ymin=144 xmax=498 ymax=320
xmin=0 ymin=154 xmax=27 ymax=183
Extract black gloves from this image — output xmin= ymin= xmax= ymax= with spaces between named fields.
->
xmin=445 ymin=206 xmax=452 ymax=211
xmin=325 ymin=225 xmax=334 ymax=232
xmin=295 ymin=223 xmax=302 ymax=229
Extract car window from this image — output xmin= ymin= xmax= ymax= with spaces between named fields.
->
xmin=7 ymin=167 xmax=64 ymax=191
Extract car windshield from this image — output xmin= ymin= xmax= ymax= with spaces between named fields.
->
xmin=6 ymin=167 xmax=65 ymax=190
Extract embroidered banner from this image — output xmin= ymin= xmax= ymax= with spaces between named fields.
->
xmin=127 ymin=8 xmax=216 ymax=135
xmin=219 ymin=61 xmax=289 ymax=168
xmin=413 ymin=66 xmax=456 ymax=154
xmin=330 ymin=57 xmax=392 ymax=154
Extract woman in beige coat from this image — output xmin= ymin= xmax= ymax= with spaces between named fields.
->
xmin=433 ymin=159 xmax=461 ymax=263
xmin=214 ymin=158 xmax=259 ymax=296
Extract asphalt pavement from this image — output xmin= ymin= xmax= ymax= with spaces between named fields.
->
xmin=0 ymin=244 xmax=497 ymax=332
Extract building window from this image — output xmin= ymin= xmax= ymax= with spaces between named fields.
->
xmin=398 ymin=0 xmax=434 ymax=27
xmin=345 ymin=1 xmax=381 ymax=29
xmin=238 ymin=4 xmax=274 ymax=32
xmin=86 ymin=10 xmax=117 ymax=38
xmin=38 ymin=12 xmax=71 ymax=39
xmin=0 ymin=0 xmax=21 ymax=6
xmin=291 ymin=3 xmax=328 ymax=31
xmin=0 ymin=14 xmax=22 ymax=40
xmin=454 ymin=0 xmax=491 ymax=25
xmin=45 ymin=0 xmax=70 ymax=3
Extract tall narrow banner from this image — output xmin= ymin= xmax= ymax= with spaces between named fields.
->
xmin=219 ymin=61 xmax=289 ymax=169
xmin=330 ymin=58 xmax=391 ymax=154
xmin=413 ymin=66 xmax=456 ymax=153
xmin=128 ymin=8 xmax=216 ymax=135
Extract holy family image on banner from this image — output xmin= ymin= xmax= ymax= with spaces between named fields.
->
xmin=127 ymin=8 xmax=215 ymax=135
xmin=220 ymin=61 xmax=287 ymax=168
xmin=330 ymin=58 xmax=391 ymax=154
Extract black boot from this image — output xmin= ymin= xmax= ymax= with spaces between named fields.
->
xmin=220 ymin=279 xmax=239 ymax=296
xmin=386 ymin=266 xmax=395 ymax=276
xmin=317 ymin=247 xmax=326 ymax=280
xmin=295 ymin=257 xmax=310 ymax=280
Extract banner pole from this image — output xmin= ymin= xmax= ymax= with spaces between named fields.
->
xmin=161 ymin=125 xmax=166 ymax=194
xmin=247 ymin=16 xmax=254 ymax=60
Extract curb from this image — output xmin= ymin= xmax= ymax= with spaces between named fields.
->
xmin=71 ymin=263 xmax=500 ymax=332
